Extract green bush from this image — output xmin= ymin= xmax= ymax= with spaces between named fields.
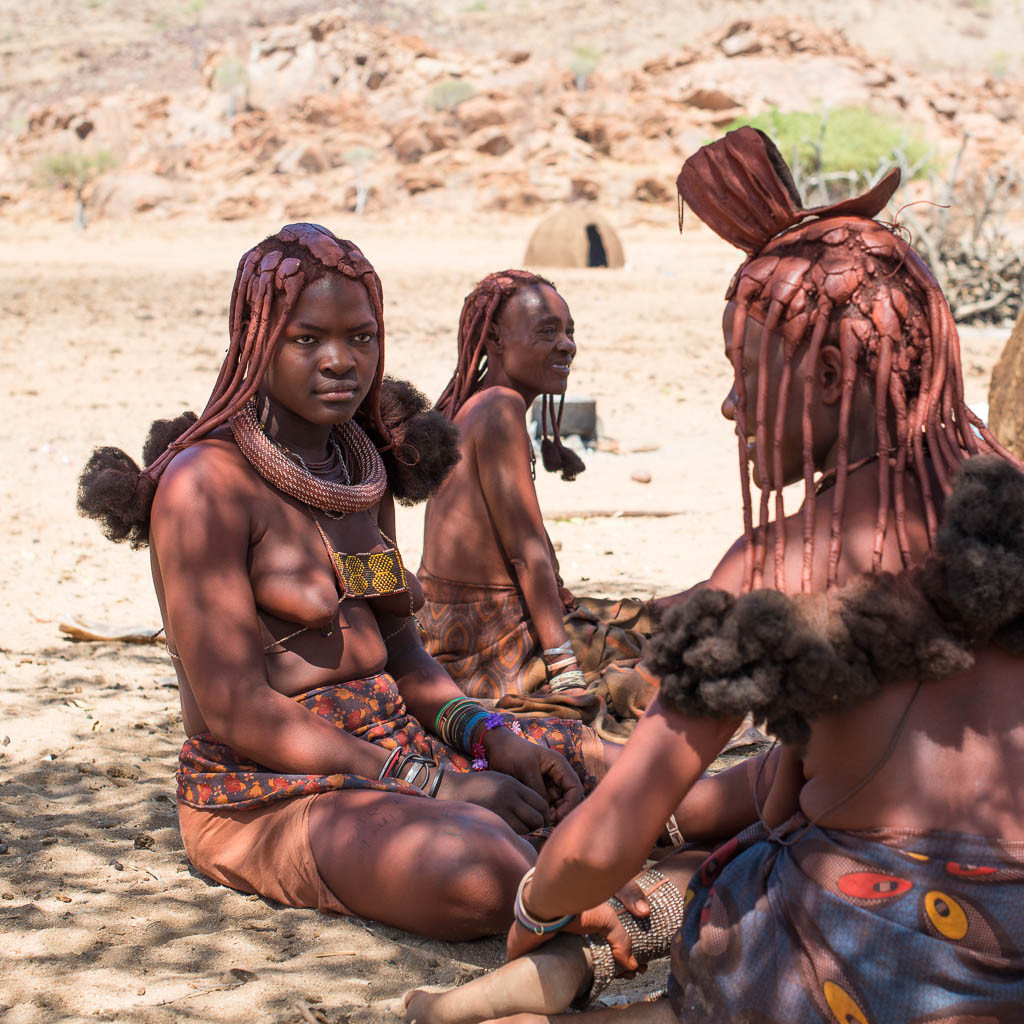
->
xmin=569 ymin=46 xmax=600 ymax=89
xmin=36 ymin=149 xmax=118 ymax=228
xmin=36 ymin=149 xmax=116 ymax=188
xmin=427 ymin=79 xmax=477 ymax=112
xmin=212 ymin=56 xmax=247 ymax=92
xmin=723 ymin=107 xmax=932 ymax=184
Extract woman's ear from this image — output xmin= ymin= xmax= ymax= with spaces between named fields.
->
xmin=818 ymin=346 xmax=843 ymax=405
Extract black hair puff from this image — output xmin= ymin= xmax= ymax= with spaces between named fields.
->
xmin=376 ymin=376 xmax=461 ymax=505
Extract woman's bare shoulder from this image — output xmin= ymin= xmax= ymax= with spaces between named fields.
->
xmin=456 ymin=387 xmax=528 ymax=431
xmin=152 ymin=436 xmax=256 ymax=523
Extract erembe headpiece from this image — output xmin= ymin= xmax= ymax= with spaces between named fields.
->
xmin=677 ymin=127 xmax=1018 ymax=592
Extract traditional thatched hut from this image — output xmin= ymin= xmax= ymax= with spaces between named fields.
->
xmin=524 ymin=204 xmax=625 ymax=268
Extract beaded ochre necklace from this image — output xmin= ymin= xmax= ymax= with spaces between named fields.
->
xmin=229 ymin=398 xmax=386 ymax=515
xmin=224 ymin=398 xmax=416 ymax=648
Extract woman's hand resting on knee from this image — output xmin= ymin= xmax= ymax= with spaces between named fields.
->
xmin=482 ymin=727 xmax=585 ymax=823
xmin=505 ymin=898 xmax=639 ymax=973
xmin=436 ymin=770 xmax=551 ymax=833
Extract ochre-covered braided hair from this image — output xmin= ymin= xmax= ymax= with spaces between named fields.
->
xmin=435 ymin=269 xmax=585 ymax=480
xmin=78 ymin=223 xmax=391 ymax=547
xmin=677 ymin=128 xmax=1022 ymax=593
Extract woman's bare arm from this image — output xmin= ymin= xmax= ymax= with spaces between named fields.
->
xmin=473 ymin=389 xmax=570 ymax=651
xmin=521 ymin=697 xmax=742 ymax=918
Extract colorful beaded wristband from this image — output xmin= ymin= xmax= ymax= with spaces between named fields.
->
xmin=468 ymin=712 xmax=507 ymax=771
xmin=435 ymin=697 xmax=489 ymax=753
xmin=513 ymin=867 xmax=574 ymax=935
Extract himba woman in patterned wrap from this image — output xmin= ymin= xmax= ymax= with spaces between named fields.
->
xmin=418 ymin=271 xmax=659 ymax=739
xmin=404 ymin=129 xmax=1024 ymax=1021
xmin=76 ymin=223 xmax=616 ymax=938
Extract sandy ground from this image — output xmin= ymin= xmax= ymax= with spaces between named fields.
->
xmin=0 ymin=202 xmax=1011 ymax=1023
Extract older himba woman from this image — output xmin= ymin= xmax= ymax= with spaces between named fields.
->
xmin=405 ymin=130 xmax=1024 ymax=1021
xmin=77 ymin=223 xmax=610 ymax=939
xmin=418 ymin=270 xmax=657 ymax=735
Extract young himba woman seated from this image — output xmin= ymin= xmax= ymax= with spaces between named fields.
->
xmin=405 ymin=128 xmax=1024 ymax=1020
xmin=419 ymin=271 xmax=659 ymax=736
xmin=77 ymin=224 xmax=620 ymax=938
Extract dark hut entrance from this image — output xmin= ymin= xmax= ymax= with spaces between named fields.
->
xmin=524 ymin=205 xmax=625 ymax=268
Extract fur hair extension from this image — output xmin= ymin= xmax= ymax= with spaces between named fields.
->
xmin=374 ymin=376 xmax=461 ymax=505
xmin=77 ymin=446 xmax=158 ymax=549
xmin=142 ymin=412 xmax=198 ymax=467
xmin=647 ymin=456 xmax=1024 ymax=746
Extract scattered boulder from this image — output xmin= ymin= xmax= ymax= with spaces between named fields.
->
xmin=275 ymin=142 xmax=330 ymax=174
xmin=524 ymin=204 xmax=625 ymax=269
xmin=472 ymin=128 xmax=513 ymax=157
xmin=683 ymin=88 xmax=741 ymax=111
xmin=634 ymin=176 xmax=671 ymax=203
xmin=719 ymin=23 xmax=763 ymax=57
xmin=570 ymin=176 xmax=600 ymax=200
xmin=213 ymin=193 xmax=267 ymax=220
xmin=568 ymin=112 xmax=632 ymax=157
xmin=989 ymin=309 xmax=1024 ymax=460
xmin=488 ymin=183 xmax=544 ymax=214
xmin=89 ymin=172 xmax=176 ymax=218
xmin=424 ymin=121 xmax=460 ymax=150
xmin=392 ymin=125 xmax=432 ymax=163
xmin=455 ymin=96 xmax=507 ymax=134
xmin=402 ymin=173 xmax=442 ymax=194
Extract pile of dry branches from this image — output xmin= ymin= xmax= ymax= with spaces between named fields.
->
xmin=796 ymin=133 xmax=1023 ymax=326
xmin=899 ymin=139 xmax=1024 ymax=325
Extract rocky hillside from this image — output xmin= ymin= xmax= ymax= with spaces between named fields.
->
xmin=2 ymin=3 xmax=1023 ymax=224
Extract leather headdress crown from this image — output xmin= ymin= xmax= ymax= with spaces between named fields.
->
xmin=675 ymin=126 xmax=901 ymax=252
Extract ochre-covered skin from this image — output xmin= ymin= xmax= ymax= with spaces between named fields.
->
xmin=427 ymin=271 xmax=581 ymax=656
xmin=436 ymin=269 xmax=585 ymax=480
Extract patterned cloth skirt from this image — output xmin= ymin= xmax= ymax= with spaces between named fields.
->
xmin=668 ymin=815 xmax=1024 ymax=1023
xmin=417 ymin=567 xmax=657 ymax=737
xmin=176 ymin=672 xmax=603 ymax=835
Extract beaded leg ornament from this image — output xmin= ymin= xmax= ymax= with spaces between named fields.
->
xmin=229 ymin=398 xmax=386 ymax=514
xmin=575 ymin=868 xmax=687 ymax=1007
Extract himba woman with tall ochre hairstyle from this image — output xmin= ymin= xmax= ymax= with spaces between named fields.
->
xmin=404 ymin=129 xmax=1024 ymax=1021
xmin=76 ymin=223 xmax=619 ymax=938
xmin=418 ymin=270 xmax=660 ymax=739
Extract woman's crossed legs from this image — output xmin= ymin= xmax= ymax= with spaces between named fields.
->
xmin=404 ymin=848 xmax=708 ymax=1024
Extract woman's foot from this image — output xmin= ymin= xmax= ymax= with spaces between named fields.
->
xmin=405 ymin=935 xmax=592 ymax=1024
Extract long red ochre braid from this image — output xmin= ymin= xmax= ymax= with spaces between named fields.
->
xmin=678 ymin=128 xmax=1022 ymax=594
xmin=143 ymin=223 xmax=390 ymax=486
